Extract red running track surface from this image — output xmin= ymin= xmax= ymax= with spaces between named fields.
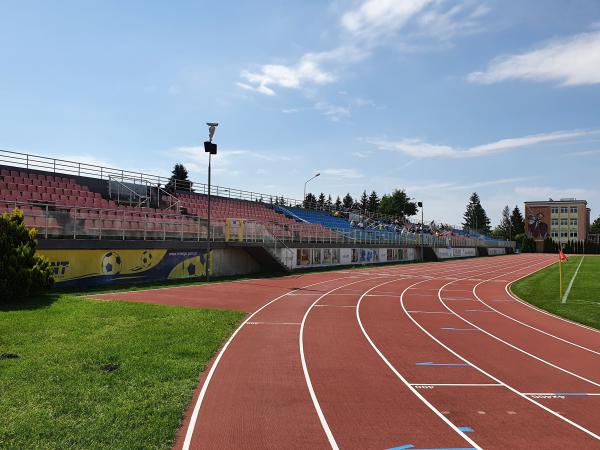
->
xmin=95 ymin=254 xmax=600 ymax=449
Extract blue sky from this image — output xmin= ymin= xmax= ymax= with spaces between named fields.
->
xmin=2 ymin=0 xmax=600 ymax=226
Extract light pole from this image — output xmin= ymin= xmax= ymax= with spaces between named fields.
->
xmin=204 ymin=122 xmax=218 ymax=281
xmin=303 ymin=173 xmax=320 ymax=208
xmin=418 ymin=201 xmax=424 ymax=261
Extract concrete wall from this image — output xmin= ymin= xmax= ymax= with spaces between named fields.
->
xmin=433 ymin=247 xmax=477 ymax=259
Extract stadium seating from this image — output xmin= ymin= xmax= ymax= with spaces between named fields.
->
xmin=275 ymin=206 xmax=353 ymax=230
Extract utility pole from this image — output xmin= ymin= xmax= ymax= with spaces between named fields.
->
xmin=204 ymin=123 xmax=218 ymax=281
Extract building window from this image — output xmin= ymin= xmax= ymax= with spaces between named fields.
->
xmin=551 ymin=207 xmax=559 ymax=214
xmin=560 ymin=207 xmax=568 ymax=213
xmin=561 ymin=232 xmax=568 ymax=237
xmin=570 ymin=232 xmax=578 ymax=238
xmin=551 ymin=231 xmax=559 ymax=238
xmin=551 ymin=219 xmax=558 ymax=225
xmin=561 ymin=219 xmax=568 ymax=225
xmin=570 ymin=207 xmax=578 ymax=214
xmin=571 ymin=219 xmax=578 ymax=225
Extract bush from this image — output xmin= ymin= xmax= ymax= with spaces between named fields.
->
xmin=0 ymin=208 xmax=54 ymax=300
xmin=520 ymin=235 xmax=536 ymax=253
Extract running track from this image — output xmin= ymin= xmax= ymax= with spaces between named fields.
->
xmin=96 ymin=254 xmax=600 ymax=449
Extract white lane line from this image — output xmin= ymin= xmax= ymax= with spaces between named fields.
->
xmin=507 ymin=278 xmax=600 ymax=336
xmin=181 ymin=274 xmax=356 ymax=450
xmin=442 ymin=265 xmax=600 ymax=389
xmin=473 ymin=263 xmax=600 ymax=356
xmin=410 ymin=383 xmax=503 ymax=387
xmin=314 ymin=304 xmax=355 ymax=308
xmin=523 ymin=392 xmax=600 ymax=396
xmin=427 ymin=263 xmax=600 ymax=441
xmin=356 ymin=278 xmax=483 ymax=450
xmin=407 ymin=311 xmax=454 ymax=314
xmin=562 ymin=256 xmax=585 ymax=304
xmin=300 ymin=276 xmax=392 ymax=450
xmin=246 ymin=322 xmax=301 ymax=325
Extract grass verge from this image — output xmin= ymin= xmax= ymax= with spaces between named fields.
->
xmin=0 ymin=295 xmax=244 ymax=449
xmin=511 ymin=255 xmax=600 ymax=330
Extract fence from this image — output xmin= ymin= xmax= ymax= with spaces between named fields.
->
xmin=1 ymin=199 xmax=515 ymax=249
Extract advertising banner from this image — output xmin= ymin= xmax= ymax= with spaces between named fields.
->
xmin=38 ymin=248 xmax=210 ymax=287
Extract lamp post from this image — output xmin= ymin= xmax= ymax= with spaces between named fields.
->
xmin=204 ymin=123 xmax=218 ymax=281
xmin=417 ymin=201 xmax=424 ymax=261
xmin=303 ymin=173 xmax=320 ymax=208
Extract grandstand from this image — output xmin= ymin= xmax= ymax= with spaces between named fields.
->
xmin=0 ymin=150 xmax=515 ymax=285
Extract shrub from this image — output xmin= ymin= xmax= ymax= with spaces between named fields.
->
xmin=0 ymin=208 xmax=54 ymax=300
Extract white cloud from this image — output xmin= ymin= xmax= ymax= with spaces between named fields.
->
xmin=314 ymin=101 xmax=351 ymax=122
xmin=238 ymin=1 xmax=488 ymax=100
xmin=320 ymin=168 xmax=364 ymax=179
xmin=239 ymin=46 xmax=366 ymax=96
xmin=468 ymin=30 xmax=600 ymax=86
xmin=341 ymin=0 xmax=433 ymax=40
xmin=366 ymin=130 xmax=595 ymax=158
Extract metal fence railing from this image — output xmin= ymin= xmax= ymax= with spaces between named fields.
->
xmin=0 ymin=200 xmax=515 ymax=249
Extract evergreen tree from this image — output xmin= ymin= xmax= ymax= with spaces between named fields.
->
xmin=367 ymin=190 xmax=380 ymax=213
xmin=325 ymin=194 xmax=332 ymax=209
xmin=334 ymin=196 xmax=342 ymax=209
xmin=511 ymin=206 xmax=525 ymax=236
xmin=497 ymin=205 xmax=512 ymax=240
xmin=303 ymin=193 xmax=317 ymax=209
xmin=342 ymin=193 xmax=354 ymax=209
xmin=591 ymin=215 xmax=600 ymax=234
xmin=359 ymin=190 xmax=369 ymax=212
xmin=317 ymin=193 xmax=326 ymax=209
xmin=378 ymin=189 xmax=417 ymax=218
xmin=165 ymin=163 xmax=192 ymax=192
xmin=462 ymin=192 xmax=491 ymax=234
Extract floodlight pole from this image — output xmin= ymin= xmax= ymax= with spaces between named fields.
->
xmin=420 ymin=202 xmax=424 ymax=262
xmin=205 ymin=122 xmax=218 ymax=282
xmin=303 ymin=173 xmax=320 ymax=207
xmin=207 ymin=151 xmax=212 ymax=281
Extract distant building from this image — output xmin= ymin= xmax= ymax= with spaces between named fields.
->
xmin=524 ymin=199 xmax=590 ymax=248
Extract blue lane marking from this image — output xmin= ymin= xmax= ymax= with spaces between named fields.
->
xmin=554 ymin=392 xmax=588 ymax=396
xmin=387 ymin=446 xmax=475 ymax=450
xmin=457 ymin=426 xmax=474 ymax=433
xmin=416 ymin=361 xmax=470 ymax=367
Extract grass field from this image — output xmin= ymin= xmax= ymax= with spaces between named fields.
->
xmin=0 ymin=295 xmax=244 ymax=449
xmin=512 ymin=255 xmax=600 ymax=330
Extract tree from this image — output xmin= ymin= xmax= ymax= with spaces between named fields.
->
xmin=462 ymin=192 xmax=491 ymax=234
xmin=378 ymin=189 xmax=418 ymax=218
xmin=317 ymin=193 xmax=326 ymax=209
xmin=342 ymin=193 xmax=354 ymax=209
xmin=367 ymin=191 xmax=380 ymax=213
xmin=325 ymin=194 xmax=332 ymax=209
xmin=334 ymin=196 xmax=342 ymax=209
xmin=496 ymin=205 xmax=512 ymax=240
xmin=511 ymin=206 xmax=525 ymax=236
xmin=303 ymin=193 xmax=317 ymax=209
xmin=1 ymin=208 xmax=54 ymax=300
xmin=165 ymin=163 xmax=192 ymax=192
xmin=359 ymin=190 xmax=369 ymax=212
xmin=591 ymin=216 xmax=600 ymax=234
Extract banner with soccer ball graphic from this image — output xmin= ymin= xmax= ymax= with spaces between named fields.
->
xmin=38 ymin=248 xmax=210 ymax=287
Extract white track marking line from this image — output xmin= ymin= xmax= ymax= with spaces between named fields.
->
xmin=300 ymin=276 xmax=392 ymax=450
xmin=562 ymin=256 xmax=585 ymax=304
xmin=356 ymin=278 xmax=484 ymax=450
xmin=441 ymin=264 xmax=600 ymax=388
xmin=182 ymin=274 xmax=358 ymax=450
xmin=523 ymin=392 xmax=600 ymax=396
xmin=314 ymin=304 xmax=355 ymax=308
xmin=410 ymin=383 xmax=503 ymax=387
xmin=407 ymin=310 xmax=454 ymax=314
xmin=472 ymin=262 xmax=600 ymax=356
xmin=507 ymin=269 xmax=600 ymax=336
xmin=246 ymin=322 xmax=301 ymax=325
xmin=422 ymin=262 xmax=600 ymax=441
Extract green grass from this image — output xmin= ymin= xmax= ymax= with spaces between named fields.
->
xmin=0 ymin=295 xmax=244 ymax=449
xmin=512 ymin=255 xmax=600 ymax=330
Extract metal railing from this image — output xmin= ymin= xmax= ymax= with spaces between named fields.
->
xmin=0 ymin=200 xmax=515 ymax=248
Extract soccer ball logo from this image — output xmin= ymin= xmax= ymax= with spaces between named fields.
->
xmin=101 ymin=252 xmax=122 ymax=275
xmin=140 ymin=251 xmax=153 ymax=269
xmin=185 ymin=261 xmax=197 ymax=276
